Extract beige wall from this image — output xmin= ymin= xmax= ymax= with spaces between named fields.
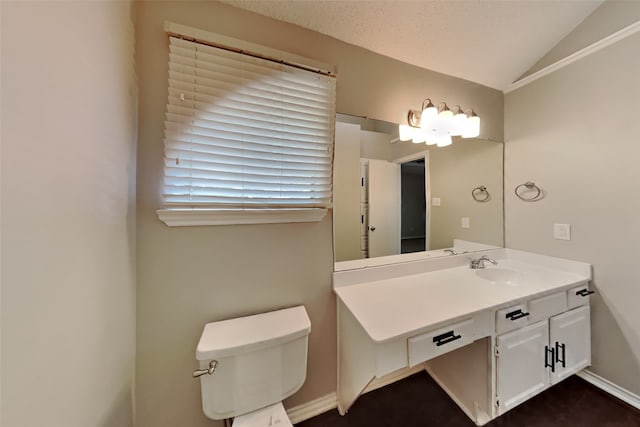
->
xmin=133 ymin=2 xmax=502 ymax=426
xmin=428 ymin=140 xmax=504 ymax=250
xmin=1 ymin=2 xmax=137 ymax=426
xmin=505 ymin=32 xmax=640 ymax=396
xmin=393 ymin=138 xmax=504 ymax=250
xmin=360 ymin=130 xmax=395 ymax=161
xmin=520 ymin=0 xmax=640 ymax=80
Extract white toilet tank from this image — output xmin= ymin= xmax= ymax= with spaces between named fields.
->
xmin=195 ymin=305 xmax=311 ymax=420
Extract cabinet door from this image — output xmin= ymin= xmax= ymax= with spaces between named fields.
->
xmin=496 ymin=320 xmax=549 ymax=415
xmin=549 ymin=305 xmax=591 ymax=384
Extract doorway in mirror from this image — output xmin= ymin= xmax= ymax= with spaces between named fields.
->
xmin=358 ymin=152 xmax=429 ymax=259
xmin=400 ymin=158 xmax=426 ymax=254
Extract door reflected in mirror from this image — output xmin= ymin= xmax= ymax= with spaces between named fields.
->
xmin=333 ymin=114 xmax=504 ymax=267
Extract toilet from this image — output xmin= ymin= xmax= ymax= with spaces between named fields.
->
xmin=194 ymin=305 xmax=311 ymax=426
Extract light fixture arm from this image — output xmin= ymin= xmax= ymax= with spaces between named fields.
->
xmin=421 ymin=98 xmax=435 ymax=112
xmin=407 ymin=110 xmax=421 ymax=128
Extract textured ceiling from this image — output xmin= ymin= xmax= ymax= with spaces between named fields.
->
xmin=220 ymin=0 xmax=604 ymax=91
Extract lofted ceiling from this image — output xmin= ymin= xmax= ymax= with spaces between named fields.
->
xmin=220 ymin=0 xmax=604 ymax=91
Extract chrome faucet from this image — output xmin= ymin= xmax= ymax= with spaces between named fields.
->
xmin=444 ymin=249 xmax=469 ymax=256
xmin=469 ymin=255 xmax=498 ymax=269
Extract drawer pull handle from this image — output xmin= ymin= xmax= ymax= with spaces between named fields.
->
xmin=505 ymin=309 xmax=529 ymax=321
xmin=544 ymin=345 xmax=556 ymax=373
xmin=433 ymin=330 xmax=462 ymax=347
xmin=555 ymin=342 xmax=566 ymax=368
xmin=576 ymin=289 xmax=595 ymax=297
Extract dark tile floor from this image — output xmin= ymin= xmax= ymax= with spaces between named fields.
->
xmin=297 ymin=373 xmax=640 ymax=427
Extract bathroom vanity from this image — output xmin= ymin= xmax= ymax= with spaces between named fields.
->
xmin=333 ymin=248 xmax=592 ymax=425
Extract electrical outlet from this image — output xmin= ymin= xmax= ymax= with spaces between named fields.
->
xmin=461 ymin=217 xmax=470 ymax=229
xmin=554 ymin=223 xmax=571 ymax=240
xmin=432 ymin=197 xmax=441 ymax=206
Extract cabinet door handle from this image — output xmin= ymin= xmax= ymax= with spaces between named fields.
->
xmin=433 ymin=330 xmax=462 ymax=347
xmin=576 ymin=289 xmax=595 ymax=297
xmin=545 ymin=345 xmax=556 ymax=373
xmin=555 ymin=342 xmax=566 ymax=368
xmin=505 ymin=309 xmax=530 ymax=321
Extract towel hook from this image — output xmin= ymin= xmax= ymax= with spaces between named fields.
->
xmin=515 ymin=181 xmax=543 ymax=202
xmin=471 ymin=185 xmax=490 ymax=202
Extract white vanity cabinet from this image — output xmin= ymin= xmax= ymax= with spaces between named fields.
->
xmin=495 ymin=320 xmax=550 ymax=413
xmin=334 ymin=249 xmax=593 ymax=425
xmin=549 ymin=305 xmax=591 ymax=383
xmin=495 ymin=304 xmax=591 ymax=414
xmin=408 ymin=314 xmax=492 ymax=367
xmin=568 ymin=283 xmax=595 ymax=309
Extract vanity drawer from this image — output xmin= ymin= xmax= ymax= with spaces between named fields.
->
xmin=408 ymin=318 xmax=474 ymax=367
xmin=496 ymin=304 xmax=529 ymax=334
xmin=568 ymin=283 xmax=593 ymax=309
xmin=528 ymin=291 xmax=567 ymax=323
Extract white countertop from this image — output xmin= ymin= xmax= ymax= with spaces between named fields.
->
xmin=334 ymin=249 xmax=591 ymax=343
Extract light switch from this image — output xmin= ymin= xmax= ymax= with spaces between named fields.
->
xmin=432 ymin=197 xmax=441 ymax=206
xmin=554 ymin=223 xmax=571 ymax=240
xmin=461 ymin=217 xmax=470 ymax=229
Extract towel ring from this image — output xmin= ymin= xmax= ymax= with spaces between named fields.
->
xmin=471 ymin=186 xmax=490 ymax=202
xmin=515 ymin=181 xmax=542 ymax=202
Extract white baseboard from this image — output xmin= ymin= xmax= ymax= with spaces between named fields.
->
xmin=577 ymin=369 xmax=640 ymax=410
xmin=286 ymin=392 xmax=337 ymax=425
xmin=286 ymin=365 xmax=424 ymax=424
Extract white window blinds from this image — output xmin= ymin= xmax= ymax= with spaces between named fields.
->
xmin=161 ymin=36 xmax=336 ymax=220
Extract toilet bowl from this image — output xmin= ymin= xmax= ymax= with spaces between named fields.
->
xmin=194 ymin=305 xmax=311 ymax=425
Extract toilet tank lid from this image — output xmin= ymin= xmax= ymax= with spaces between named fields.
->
xmin=196 ymin=305 xmax=311 ymax=361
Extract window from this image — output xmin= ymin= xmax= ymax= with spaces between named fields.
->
xmin=157 ymin=36 xmax=337 ymax=226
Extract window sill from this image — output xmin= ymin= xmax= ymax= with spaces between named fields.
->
xmin=156 ymin=208 xmax=328 ymax=227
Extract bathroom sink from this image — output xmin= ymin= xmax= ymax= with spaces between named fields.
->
xmin=475 ymin=268 xmax=522 ymax=286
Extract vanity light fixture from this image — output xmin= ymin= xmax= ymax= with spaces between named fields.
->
xmin=420 ymin=98 xmax=438 ymax=125
xmin=399 ymin=98 xmax=481 ymax=144
xmin=399 ymin=124 xmax=414 ymax=141
xmin=462 ymin=109 xmax=480 ymax=138
xmin=438 ymin=102 xmax=453 ymax=119
xmin=452 ymin=106 xmax=468 ymax=136
xmin=412 ymin=129 xmax=426 ymax=144
xmin=435 ymin=134 xmax=453 ymax=147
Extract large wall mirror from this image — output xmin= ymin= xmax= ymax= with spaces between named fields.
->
xmin=333 ymin=113 xmax=504 ymax=270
